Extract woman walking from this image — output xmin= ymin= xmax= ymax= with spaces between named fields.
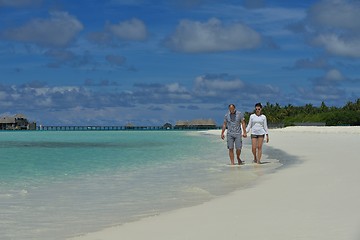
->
xmin=246 ymin=103 xmax=269 ymax=164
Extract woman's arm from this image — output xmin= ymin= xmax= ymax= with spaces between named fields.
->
xmin=263 ymin=115 xmax=268 ymax=134
xmin=246 ymin=114 xmax=252 ymax=133
xmin=263 ymin=115 xmax=269 ymax=143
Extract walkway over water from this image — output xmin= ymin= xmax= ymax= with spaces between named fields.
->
xmin=37 ymin=126 xmax=220 ymax=131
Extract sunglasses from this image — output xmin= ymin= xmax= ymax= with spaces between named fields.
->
xmin=255 ymin=108 xmax=261 ymax=110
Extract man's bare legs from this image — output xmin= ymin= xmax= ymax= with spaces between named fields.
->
xmin=236 ymin=149 xmax=243 ymax=164
xmin=229 ymin=148 xmax=242 ymax=165
xmin=228 ymin=148 xmax=235 ymax=165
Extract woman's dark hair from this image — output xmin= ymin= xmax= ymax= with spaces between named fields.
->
xmin=255 ymin=102 xmax=262 ymax=108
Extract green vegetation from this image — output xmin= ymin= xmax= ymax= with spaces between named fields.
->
xmin=244 ymin=98 xmax=360 ymax=126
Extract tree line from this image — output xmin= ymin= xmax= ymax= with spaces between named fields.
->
xmin=244 ymin=98 xmax=360 ymax=126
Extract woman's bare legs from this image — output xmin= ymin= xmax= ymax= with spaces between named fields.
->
xmin=251 ymin=137 xmax=257 ymax=162
xmin=252 ymin=136 xmax=265 ymax=164
xmin=256 ymin=136 xmax=264 ymax=163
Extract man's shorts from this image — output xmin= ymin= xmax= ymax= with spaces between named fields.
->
xmin=227 ymin=133 xmax=242 ymax=150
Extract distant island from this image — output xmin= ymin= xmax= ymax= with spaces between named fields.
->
xmin=245 ymin=98 xmax=360 ymax=127
xmin=1 ymin=99 xmax=358 ymax=131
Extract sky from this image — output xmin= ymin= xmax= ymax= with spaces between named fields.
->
xmin=0 ymin=0 xmax=359 ymax=126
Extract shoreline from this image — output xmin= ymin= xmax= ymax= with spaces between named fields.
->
xmin=69 ymin=126 xmax=360 ymax=240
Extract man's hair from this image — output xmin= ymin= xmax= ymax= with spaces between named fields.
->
xmin=255 ymin=102 xmax=262 ymax=108
xmin=228 ymin=104 xmax=236 ymax=108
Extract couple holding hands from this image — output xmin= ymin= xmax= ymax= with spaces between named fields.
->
xmin=221 ymin=103 xmax=269 ymax=165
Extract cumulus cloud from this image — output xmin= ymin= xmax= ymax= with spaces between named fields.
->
xmin=309 ymin=68 xmax=345 ymax=90
xmin=0 ymin=84 xmax=79 ymax=110
xmin=0 ymin=76 xmax=287 ymax=125
xmin=324 ymin=68 xmax=345 ymax=82
xmin=164 ymin=18 xmax=262 ymax=53
xmin=133 ymin=83 xmax=192 ymax=103
xmin=2 ymin=11 xmax=83 ymax=48
xmin=191 ymin=74 xmax=282 ymax=106
xmin=194 ymin=74 xmax=244 ymax=97
xmin=87 ymin=18 xmax=148 ymax=46
xmin=308 ymin=0 xmax=360 ymax=30
xmin=305 ymin=0 xmax=360 ymax=58
xmin=0 ymin=83 xmax=136 ymax=113
xmin=295 ymin=68 xmax=347 ymax=104
xmin=312 ymin=34 xmax=360 ymax=58
xmin=296 ymin=84 xmax=346 ymax=103
xmin=106 ymin=18 xmax=147 ymax=41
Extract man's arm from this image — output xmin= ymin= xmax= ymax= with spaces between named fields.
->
xmin=241 ymin=119 xmax=247 ymax=138
xmin=221 ymin=120 xmax=227 ymax=139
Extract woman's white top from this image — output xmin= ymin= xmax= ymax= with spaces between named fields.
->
xmin=246 ymin=114 xmax=268 ymax=135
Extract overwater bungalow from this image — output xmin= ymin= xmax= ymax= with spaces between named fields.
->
xmin=174 ymin=119 xmax=217 ymax=129
xmin=0 ymin=114 xmax=36 ymax=130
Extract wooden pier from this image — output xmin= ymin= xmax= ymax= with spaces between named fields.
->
xmin=36 ymin=125 xmax=221 ymax=131
xmin=36 ymin=126 xmax=174 ymax=131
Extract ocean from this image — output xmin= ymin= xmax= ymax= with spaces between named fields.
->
xmin=0 ymin=130 xmax=285 ymax=240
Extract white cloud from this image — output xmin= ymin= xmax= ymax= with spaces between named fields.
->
xmin=107 ymin=18 xmax=147 ymax=41
xmin=3 ymin=11 xmax=83 ymax=47
xmin=194 ymin=75 xmax=244 ymax=97
xmin=313 ymin=34 xmax=360 ymax=57
xmin=133 ymin=83 xmax=192 ymax=102
xmin=36 ymin=86 xmax=81 ymax=94
xmin=306 ymin=0 xmax=360 ymax=58
xmin=166 ymin=83 xmax=187 ymax=93
xmin=324 ymin=69 xmax=344 ymax=81
xmin=308 ymin=0 xmax=360 ymax=30
xmin=165 ymin=18 xmax=262 ymax=53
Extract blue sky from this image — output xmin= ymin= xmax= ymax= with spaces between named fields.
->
xmin=0 ymin=0 xmax=359 ymax=126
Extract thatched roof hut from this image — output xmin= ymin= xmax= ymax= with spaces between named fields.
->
xmin=0 ymin=114 xmax=35 ymax=130
xmin=174 ymin=119 xmax=217 ymax=129
xmin=0 ymin=116 xmax=15 ymax=124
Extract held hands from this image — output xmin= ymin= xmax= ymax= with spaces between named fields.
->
xmin=221 ymin=133 xmax=247 ymax=139
xmin=221 ymin=132 xmax=248 ymax=139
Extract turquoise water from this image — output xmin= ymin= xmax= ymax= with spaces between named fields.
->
xmin=0 ymin=130 xmax=283 ymax=240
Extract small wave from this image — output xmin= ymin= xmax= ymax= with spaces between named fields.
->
xmin=0 ymin=193 xmax=13 ymax=198
xmin=19 ymin=189 xmax=28 ymax=196
xmin=182 ymin=186 xmax=211 ymax=195
xmin=0 ymin=189 xmax=28 ymax=199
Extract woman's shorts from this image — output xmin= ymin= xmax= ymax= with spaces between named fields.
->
xmin=251 ymin=134 xmax=265 ymax=138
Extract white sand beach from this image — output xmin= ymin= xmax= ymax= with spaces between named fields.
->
xmin=70 ymin=126 xmax=360 ymax=240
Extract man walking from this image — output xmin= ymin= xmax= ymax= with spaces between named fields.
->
xmin=221 ymin=104 xmax=247 ymax=165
